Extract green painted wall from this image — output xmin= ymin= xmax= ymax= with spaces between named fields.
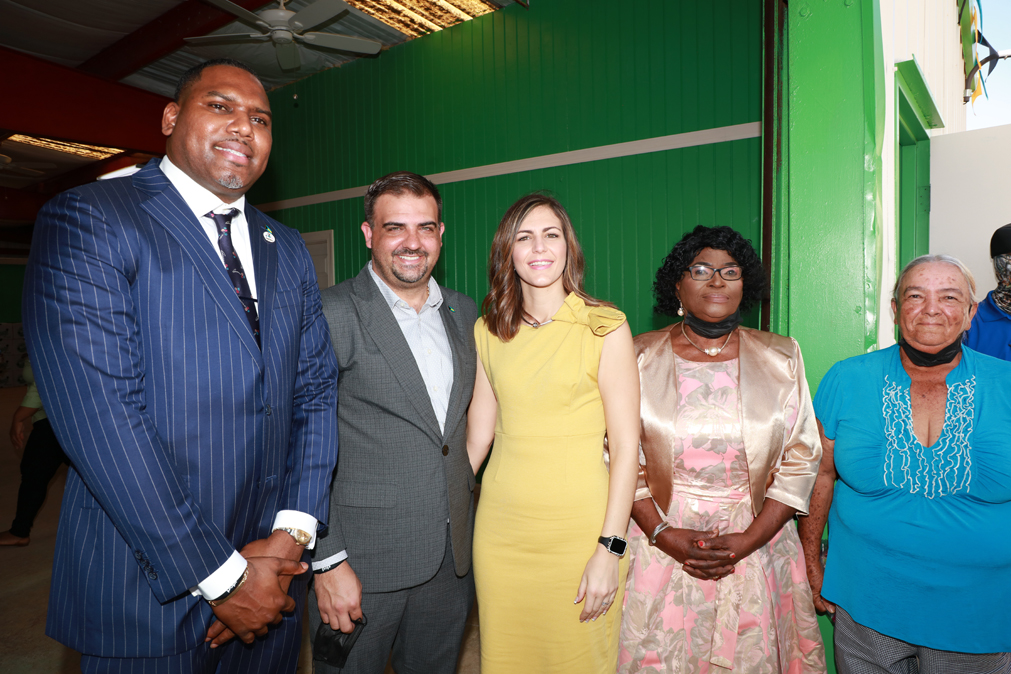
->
xmin=784 ymin=0 xmax=883 ymax=386
xmin=0 ymin=264 xmax=26 ymax=323
xmin=785 ymin=0 xmax=885 ymax=665
xmin=250 ymin=0 xmax=764 ymax=336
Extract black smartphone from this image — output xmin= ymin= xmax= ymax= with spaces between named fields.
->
xmin=313 ymin=614 xmax=367 ymax=669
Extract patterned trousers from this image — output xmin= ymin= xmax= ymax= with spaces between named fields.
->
xmin=834 ymin=606 xmax=1011 ymax=674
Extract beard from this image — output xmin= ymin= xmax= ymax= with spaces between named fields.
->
xmin=217 ymin=174 xmax=245 ymax=190
xmin=388 ymin=248 xmax=430 ymax=285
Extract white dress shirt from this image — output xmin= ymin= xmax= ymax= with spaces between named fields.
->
xmin=159 ymin=157 xmax=318 ymax=599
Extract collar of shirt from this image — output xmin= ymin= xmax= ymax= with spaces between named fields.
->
xmin=160 ymin=155 xmax=246 ymax=222
xmin=367 ymin=261 xmax=444 ymax=314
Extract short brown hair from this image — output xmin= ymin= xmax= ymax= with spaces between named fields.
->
xmin=482 ymin=193 xmax=612 ymax=341
xmin=364 ymin=171 xmax=442 ymax=225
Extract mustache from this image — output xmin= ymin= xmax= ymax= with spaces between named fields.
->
xmin=392 ymin=248 xmax=428 ymax=257
xmin=215 ymin=137 xmax=251 ymax=148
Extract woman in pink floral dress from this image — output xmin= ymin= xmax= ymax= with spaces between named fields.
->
xmin=618 ymin=226 xmax=826 ymax=674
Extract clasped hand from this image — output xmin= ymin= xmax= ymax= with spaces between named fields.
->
xmin=205 ymin=531 xmax=309 ymax=647
xmin=655 ymin=527 xmax=755 ymax=582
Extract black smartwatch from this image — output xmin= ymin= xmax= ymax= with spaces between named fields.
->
xmin=598 ymin=535 xmax=628 ymax=558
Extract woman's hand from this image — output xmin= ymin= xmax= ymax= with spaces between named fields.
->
xmin=574 ymin=546 xmax=619 ymax=623
xmin=805 ymin=544 xmax=836 ymax=616
xmin=684 ymin=531 xmax=756 ymax=581
xmin=654 ymin=527 xmax=736 ymax=581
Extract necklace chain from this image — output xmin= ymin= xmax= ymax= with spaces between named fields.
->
xmin=522 ymin=315 xmax=553 ymax=328
xmin=681 ymin=322 xmax=734 ymax=357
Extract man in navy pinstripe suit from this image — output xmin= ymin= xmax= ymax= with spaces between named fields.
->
xmin=23 ymin=59 xmax=339 ymax=673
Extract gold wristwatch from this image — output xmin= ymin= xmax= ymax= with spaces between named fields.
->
xmin=275 ymin=527 xmax=312 ymax=546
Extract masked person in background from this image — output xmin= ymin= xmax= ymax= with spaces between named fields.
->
xmin=963 ymin=222 xmax=1011 ymax=360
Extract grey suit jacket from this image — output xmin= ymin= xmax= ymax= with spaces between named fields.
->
xmin=315 ymin=266 xmax=478 ymax=592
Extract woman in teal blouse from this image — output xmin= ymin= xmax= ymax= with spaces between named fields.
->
xmin=799 ymin=254 xmax=1011 ymax=673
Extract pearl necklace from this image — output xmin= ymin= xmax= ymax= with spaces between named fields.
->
xmin=681 ymin=322 xmax=734 ymax=357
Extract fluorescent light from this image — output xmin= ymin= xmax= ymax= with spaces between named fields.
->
xmin=346 ymin=0 xmax=498 ymax=38
xmin=7 ymin=135 xmax=123 ymax=161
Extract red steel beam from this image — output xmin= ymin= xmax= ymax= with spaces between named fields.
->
xmin=0 ymin=47 xmax=170 ymax=154
xmin=78 ymin=0 xmax=276 ymax=82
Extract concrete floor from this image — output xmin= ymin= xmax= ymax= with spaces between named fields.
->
xmin=0 ymin=385 xmax=480 ymax=673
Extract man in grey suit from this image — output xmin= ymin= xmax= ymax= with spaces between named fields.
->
xmin=309 ymin=172 xmax=478 ymax=673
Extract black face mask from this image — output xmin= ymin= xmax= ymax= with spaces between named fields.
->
xmin=899 ymin=337 xmax=962 ymax=367
xmin=683 ymin=309 xmax=742 ymax=339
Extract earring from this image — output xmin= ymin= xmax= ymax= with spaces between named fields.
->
xmin=677 ymin=306 xmax=684 ymax=317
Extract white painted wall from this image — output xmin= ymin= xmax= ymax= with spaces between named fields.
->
xmin=930 ymin=124 xmax=1011 ymax=298
xmin=877 ymin=0 xmax=968 ymax=346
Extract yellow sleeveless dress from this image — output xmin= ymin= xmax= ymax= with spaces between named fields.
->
xmin=473 ymin=293 xmax=630 ymax=674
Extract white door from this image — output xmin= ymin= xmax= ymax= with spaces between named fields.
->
xmin=301 ymin=230 xmax=335 ymax=290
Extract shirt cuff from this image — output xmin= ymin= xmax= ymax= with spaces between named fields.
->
xmin=191 ymin=550 xmax=247 ymax=599
xmin=312 ymin=550 xmax=348 ymax=572
xmin=272 ymin=510 xmax=319 ymax=550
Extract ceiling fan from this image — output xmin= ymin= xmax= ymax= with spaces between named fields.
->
xmin=186 ymin=0 xmax=382 ymax=71
xmin=0 ymin=155 xmax=56 ymax=177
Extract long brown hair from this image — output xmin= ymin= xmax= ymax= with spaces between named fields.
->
xmin=482 ymin=193 xmax=613 ymax=341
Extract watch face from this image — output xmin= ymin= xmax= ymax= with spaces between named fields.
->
xmin=610 ymin=537 xmax=628 ymax=556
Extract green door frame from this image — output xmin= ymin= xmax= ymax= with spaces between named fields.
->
xmin=895 ymin=57 xmax=944 ymax=273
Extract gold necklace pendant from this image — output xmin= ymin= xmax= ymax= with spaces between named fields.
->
xmin=682 ymin=322 xmax=734 ymax=357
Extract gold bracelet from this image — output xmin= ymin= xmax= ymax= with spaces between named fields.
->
xmin=207 ymin=568 xmax=249 ymax=607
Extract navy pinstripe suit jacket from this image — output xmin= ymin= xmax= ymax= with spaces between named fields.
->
xmin=22 ymin=159 xmax=339 ymax=658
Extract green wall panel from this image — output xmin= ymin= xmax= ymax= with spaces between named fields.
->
xmin=785 ymin=0 xmax=883 ymax=389
xmin=0 ymin=264 xmax=26 ymax=323
xmin=269 ymin=137 xmax=761 ymax=337
xmin=252 ymin=0 xmax=764 ymax=337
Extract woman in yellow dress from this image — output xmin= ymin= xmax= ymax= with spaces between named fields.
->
xmin=467 ymin=193 xmax=640 ymax=673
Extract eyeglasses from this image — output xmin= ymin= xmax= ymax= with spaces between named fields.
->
xmin=686 ymin=265 xmax=743 ymax=281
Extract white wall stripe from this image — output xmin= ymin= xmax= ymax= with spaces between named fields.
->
xmin=256 ymin=121 xmax=762 ymax=213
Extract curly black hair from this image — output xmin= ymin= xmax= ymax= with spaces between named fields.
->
xmin=654 ymin=225 xmax=766 ymax=317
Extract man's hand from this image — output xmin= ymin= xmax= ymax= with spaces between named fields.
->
xmin=315 ymin=561 xmax=364 ymax=634
xmin=207 ymin=556 xmax=307 ymax=646
xmin=206 ymin=531 xmax=309 ymax=646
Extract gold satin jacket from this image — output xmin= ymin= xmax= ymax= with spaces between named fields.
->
xmin=633 ymin=325 xmax=821 ymax=517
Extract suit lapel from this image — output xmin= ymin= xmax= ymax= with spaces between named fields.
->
xmin=247 ymin=208 xmax=278 ymax=354
xmin=350 ymin=269 xmax=442 ymax=439
xmin=135 ymin=162 xmax=264 ymax=368
xmin=439 ymin=296 xmax=468 ymax=442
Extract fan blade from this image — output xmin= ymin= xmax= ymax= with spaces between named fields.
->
xmin=13 ymin=162 xmax=57 ymax=170
xmin=185 ymin=33 xmax=272 ymax=46
xmin=3 ymin=165 xmax=45 ymax=176
xmin=199 ymin=0 xmax=270 ymax=31
xmin=290 ymin=0 xmax=350 ymax=33
xmin=275 ymin=41 xmax=301 ymax=70
xmin=299 ymin=31 xmax=381 ymax=55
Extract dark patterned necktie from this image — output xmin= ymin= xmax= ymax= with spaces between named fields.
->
xmin=207 ymin=209 xmax=260 ymax=347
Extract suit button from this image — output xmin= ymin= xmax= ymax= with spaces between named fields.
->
xmin=442 ymin=445 xmax=449 ymax=456
xmin=148 ymin=572 xmax=158 ymax=580
xmin=265 ymin=404 xmax=272 ymax=416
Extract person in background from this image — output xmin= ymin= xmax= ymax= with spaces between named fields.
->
xmin=22 ymin=58 xmax=339 ymax=673
xmin=309 ymin=171 xmax=479 ymax=674
xmin=618 ymin=225 xmax=825 ymax=674
xmin=963 ymin=222 xmax=1011 ymax=359
xmin=1 ymin=358 xmax=69 ymax=547
xmin=467 ymin=193 xmax=641 ymax=674
xmin=799 ymin=254 xmax=1011 ymax=673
